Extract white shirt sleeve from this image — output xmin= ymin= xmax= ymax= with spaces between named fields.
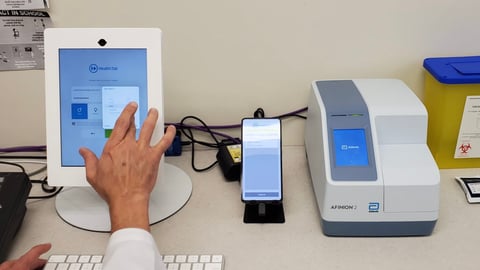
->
xmin=103 ymin=228 xmax=166 ymax=270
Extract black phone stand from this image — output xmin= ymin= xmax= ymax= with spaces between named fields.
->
xmin=243 ymin=202 xmax=285 ymax=223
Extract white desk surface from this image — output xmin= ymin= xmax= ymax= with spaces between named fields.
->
xmin=6 ymin=146 xmax=480 ymax=270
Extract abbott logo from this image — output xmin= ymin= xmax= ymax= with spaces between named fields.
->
xmin=341 ymin=144 xmax=360 ymax=150
xmin=368 ymin=202 xmax=380 ymax=212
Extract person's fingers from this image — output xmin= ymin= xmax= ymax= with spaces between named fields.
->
xmin=138 ymin=108 xmax=159 ymax=147
xmin=29 ymin=257 xmax=48 ymax=270
xmin=19 ymin=243 xmax=51 ymax=269
xmin=0 ymin=261 xmax=14 ymax=270
xmin=106 ymin=102 xmax=138 ymax=148
xmin=153 ymin=125 xmax=176 ymax=154
xmin=126 ymin=114 xmax=137 ymax=140
xmin=79 ymin=147 xmax=98 ymax=182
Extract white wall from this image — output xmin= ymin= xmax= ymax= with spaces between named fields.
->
xmin=1 ymin=0 xmax=480 ymax=147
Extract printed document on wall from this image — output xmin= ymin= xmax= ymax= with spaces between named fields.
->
xmin=0 ymin=0 xmax=49 ymax=10
xmin=0 ymin=10 xmax=52 ymax=71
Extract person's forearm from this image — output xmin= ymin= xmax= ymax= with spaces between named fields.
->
xmin=109 ymin=196 xmax=150 ymax=232
xmin=103 ymin=228 xmax=166 ymax=270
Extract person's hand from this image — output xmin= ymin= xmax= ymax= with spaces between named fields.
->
xmin=79 ymin=102 xmax=176 ymax=232
xmin=0 ymin=243 xmax=51 ymax=270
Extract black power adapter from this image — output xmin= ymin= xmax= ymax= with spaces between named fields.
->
xmin=216 ymin=139 xmax=241 ymax=181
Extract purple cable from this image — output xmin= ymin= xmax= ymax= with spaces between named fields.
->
xmin=165 ymin=106 xmax=307 ymax=144
xmin=0 ymin=145 xmax=46 ymax=153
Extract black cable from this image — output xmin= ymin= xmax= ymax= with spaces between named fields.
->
xmin=39 ymin=176 xmax=57 ymax=193
xmin=280 ymin=114 xmax=307 ymax=120
xmin=178 ymin=116 xmax=221 ymax=172
xmin=253 ymin=107 xmax=307 ymax=120
xmin=0 ymin=160 xmax=26 ymax=173
xmin=179 ymin=115 xmax=221 ymax=147
xmin=253 ymin=108 xmax=265 ymax=118
xmin=274 ymin=107 xmax=308 ymax=120
xmin=28 ymin=186 xmax=63 ymax=199
xmin=28 ymin=176 xmax=64 ymax=199
xmin=26 ymin=165 xmax=47 ymax=178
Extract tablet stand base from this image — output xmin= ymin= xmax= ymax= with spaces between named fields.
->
xmin=243 ymin=202 xmax=285 ymax=223
xmin=55 ymin=163 xmax=192 ymax=232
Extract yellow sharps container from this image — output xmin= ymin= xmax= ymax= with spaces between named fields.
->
xmin=424 ymin=56 xmax=480 ymax=168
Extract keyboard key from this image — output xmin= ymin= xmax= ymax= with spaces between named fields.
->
xmin=179 ymin=263 xmax=192 ymax=270
xmin=211 ymin=255 xmax=223 ymax=263
xmin=49 ymin=255 xmax=67 ymax=263
xmin=167 ymin=263 xmax=180 ymax=270
xmin=176 ymin=255 xmax=187 ymax=263
xmin=200 ymin=255 xmax=211 ymax=263
xmin=69 ymin=263 xmax=82 ymax=270
xmin=79 ymin=255 xmax=91 ymax=263
xmin=67 ymin=255 xmax=79 ymax=263
xmin=90 ymin=255 xmax=103 ymax=263
xmin=56 ymin=263 xmax=70 ymax=270
xmin=204 ymin=263 xmax=223 ymax=270
xmin=187 ymin=255 xmax=199 ymax=263
xmin=192 ymin=263 xmax=204 ymax=270
xmin=163 ymin=255 xmax=175 ymax=263
xmin=43 ymin=263 xmax=58 ymax=270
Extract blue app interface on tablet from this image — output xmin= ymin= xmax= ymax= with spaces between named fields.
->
xmin=59 ymin=49 xmax=148 ymax=166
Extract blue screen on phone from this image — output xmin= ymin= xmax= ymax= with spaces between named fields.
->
xmin=241 ymin=118 xmax=282 ymax=201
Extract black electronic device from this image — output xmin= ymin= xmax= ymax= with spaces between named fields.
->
xmin=241 ymin=118 xmax=285 ymax=223
xmin=0 ymin=172 xmax=32 ymax=262
xmin=216 ymin=139 xmax=241 ymax=181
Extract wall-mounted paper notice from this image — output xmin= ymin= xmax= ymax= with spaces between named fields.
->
xmin=0 ymin=10 xmax=52 ymax=71
xmin=0 ymin=0 xmax=49 ymax=10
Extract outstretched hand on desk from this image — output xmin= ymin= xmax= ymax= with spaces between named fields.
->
xmin=79 ymin=102 xmax=176 ymax=233
xmin=0 ymin=243 xmax=51 ymax=270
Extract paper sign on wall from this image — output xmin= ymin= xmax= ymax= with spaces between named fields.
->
xmin=0 ymin=0 xmax=49 ymax=10
xmin=0 ymin=10 xmax=52 ymax=71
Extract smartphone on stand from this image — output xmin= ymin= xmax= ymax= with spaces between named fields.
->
xmin=241 ymin=118 xmax=284 ymax=223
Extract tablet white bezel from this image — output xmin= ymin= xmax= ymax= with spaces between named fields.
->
xmin=45 ymin=28 xmax=164 ymax=186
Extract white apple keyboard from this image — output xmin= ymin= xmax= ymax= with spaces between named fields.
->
xmin=43 ymin=253 xmax=225 ymax=270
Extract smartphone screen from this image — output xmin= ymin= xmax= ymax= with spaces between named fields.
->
xmin=241 ymin=118 xmax=282 ymax=202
